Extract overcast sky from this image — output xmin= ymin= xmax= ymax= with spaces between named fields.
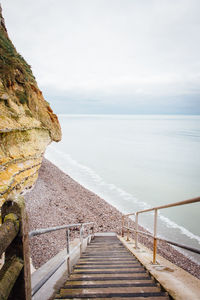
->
xmin=1 ymin=0 xmax=200 ymax=114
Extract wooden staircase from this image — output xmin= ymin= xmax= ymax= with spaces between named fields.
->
xmin=55 ymin=235 xmax=170 ymax=299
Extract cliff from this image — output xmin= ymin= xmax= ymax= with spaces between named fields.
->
xmin=0 ymin=6 xmax=61 ymax=206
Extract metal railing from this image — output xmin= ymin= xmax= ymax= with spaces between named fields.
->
xmin=122 ymin=196 xmax=200 ymax=264
xmin=29 ymin=221 xmax=94 ymax=297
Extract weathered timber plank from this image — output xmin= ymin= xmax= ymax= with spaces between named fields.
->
xmin=55 ymin=297 xmax=169 ymax=300
xmin=59 ymin=288 xmax=167 ymax=297
xmin=0 ymin=216 xmax=19 ymax=257
xmin=0 ymin=256 xmax=23 ymax=300
xmin=67 ymin=276 xmax=150 ymax=281
xmin=65 ymin=279 xmax=154 ymax=285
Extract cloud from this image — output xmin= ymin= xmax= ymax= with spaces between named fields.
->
xmin=1 ymin=0 xmax=200 ymax=113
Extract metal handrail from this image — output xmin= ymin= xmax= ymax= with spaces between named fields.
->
xmin=122 ymin=196 xmax=200 ymax=264
xmin=29 ymin=221 xmax=94 ymax=296
xmin=123 ymin=226 xmax=200 ymax=254
xmin=124 ymin=197 xmax=200 ymax=216
xmin=29 ymin=222 xmax=93 ymax=237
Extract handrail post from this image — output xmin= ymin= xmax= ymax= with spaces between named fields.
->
xmin=135 ymin=213 xmax=139 ymax=249
xmin=80 ymin=224 xmax=83 ymax=255
xmin=66 ymin=229 xmax=70 ymax=255
xmin=91 ymin=225 xmax=94 ymax=240
xmin=66 ymin=228 xmax=70 ymax=274
xmin=153 ymin=209 xmax=158 ymax=264
xmin=121 ymin=216 xmax=124 ymax=237
xmin=126 ymin=218 xmax=130 ymax=241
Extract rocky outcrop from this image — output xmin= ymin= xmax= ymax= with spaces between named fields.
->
xmin=0 ymin=5 xmax=61 ymax=206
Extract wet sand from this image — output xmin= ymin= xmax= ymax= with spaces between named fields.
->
xmin=25 ymin=158 xmax=200 ymax=279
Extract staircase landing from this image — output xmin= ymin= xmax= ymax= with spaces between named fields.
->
xmin=55 ymin=235 xmax=170 ymax=299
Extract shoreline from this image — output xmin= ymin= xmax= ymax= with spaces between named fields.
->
xmin=25 ymin=158 xmax=200 ymax=279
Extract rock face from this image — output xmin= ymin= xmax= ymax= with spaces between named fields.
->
xmin=0 ymin=6 xmax=61 ymax=206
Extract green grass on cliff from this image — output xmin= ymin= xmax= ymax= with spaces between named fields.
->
xmin=0 ymin=29 xmax=35 ymax=92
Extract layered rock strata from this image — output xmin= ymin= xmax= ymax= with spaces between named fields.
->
xmin=0 ymin=6 xmax=61 ymax=205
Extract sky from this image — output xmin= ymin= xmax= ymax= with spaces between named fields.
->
xmin=1 ymin=0 xmax=200 ymax=114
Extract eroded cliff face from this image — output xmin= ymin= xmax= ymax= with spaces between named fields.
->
xmin=0 ymin=6 xmax=61 ymax=205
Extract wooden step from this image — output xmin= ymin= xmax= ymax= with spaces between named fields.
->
xmin=70 ymin=274 xmax=150 ymax=280
xmin=65 ymin=279 xmax=154 ymax=286
xmin=68 ymin=275 xmax=151 ymax=281
xmin=77 ymin=262 xmax=140 ymax=265
xmin=79 ymin=258 xmax=137 ymax=261
xmin=55 ymin=297 xmax=170 ymax=299
xmin=64 ymin=282 xmax=157 ymax=288
xmin=58 ymin=287 xmax=168 ymax=297
xmin=74 ymin=265 xmax=142 ymax=269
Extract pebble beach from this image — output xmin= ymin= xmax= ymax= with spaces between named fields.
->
xmin=25 ymin=158 xmax=200 ymax=279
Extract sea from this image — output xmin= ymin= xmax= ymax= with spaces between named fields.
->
xmin=45 ymin=114 xmax=200 ymax=263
